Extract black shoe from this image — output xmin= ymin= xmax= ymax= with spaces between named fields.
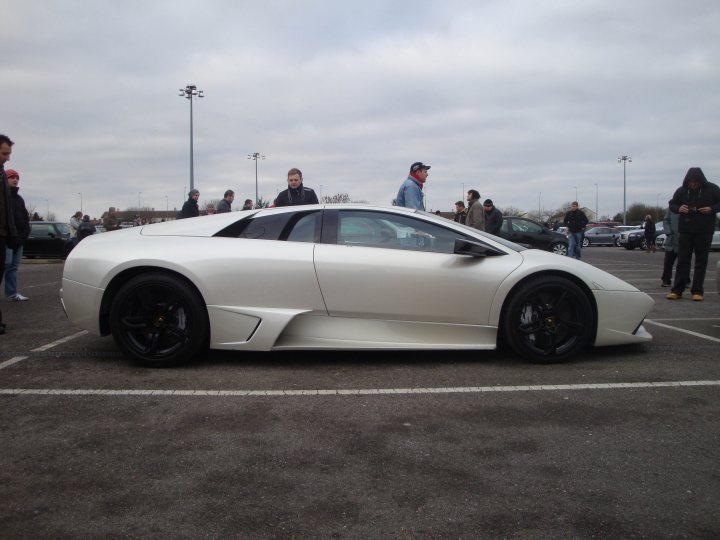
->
xmin=0 ymin=323 xmax=5 ymax=335
xmin=661 ymin=281 xmax=671 ymax=287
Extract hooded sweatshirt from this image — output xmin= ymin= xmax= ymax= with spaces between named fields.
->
xmin=668 ymin=167 xmax=720 ymax=234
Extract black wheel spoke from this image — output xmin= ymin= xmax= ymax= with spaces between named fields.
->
xmin=121 ymin=315 xmax=147 ymax=330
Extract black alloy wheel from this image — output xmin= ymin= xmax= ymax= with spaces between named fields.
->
xmin=109 ymin=273 xmax=208 ymax=367
xmin=502 ymin=276 xmax=595 ymax=363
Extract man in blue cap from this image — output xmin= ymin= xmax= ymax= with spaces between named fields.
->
xmin=396 ymin=162 xmax=430 ymax=210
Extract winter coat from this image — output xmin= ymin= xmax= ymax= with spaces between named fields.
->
xmin=563 ymin=209 xmax=589 ymax=233
xmin=8 ymin=185 xmax=30 ymax=243
xmin=668 ymin=168 xmax=720 ymax=234
xmin=466 ymin=199 xmax=485 ymax=230
xmin=180 ymin=197 xmax=200 ymax=218
xmin=216 ymin=199 xmax=232 ymax=214
xmin=275 ymin=183 xmax=320 ymax=207
xmin=662 ymin=210 xmax=679 ymax=253
xmin=484 ymin=207 xmax=503 ymax=235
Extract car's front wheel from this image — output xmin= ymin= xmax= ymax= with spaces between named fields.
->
xmin=109 ymin=273 xmax=208 ymax=367
xmin=551 ymin=242 xmax=568 ymax=256
xmin=501 ymin=276 xmax=595 ymax=363
xmin=582 ymin=237 xmax=590 ymax=247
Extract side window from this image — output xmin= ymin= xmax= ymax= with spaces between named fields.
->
xmin=286 ymin=212 xmax=321 ymax=243
xmin=214 ymin=211 xmax=320 ymax=242
xmin=337 ymin=211 xmax=468 ymax=254
xmin=518 ymin=219 xmax=542 ymax=233
xmin=215 ymin=213 xmax=293 ymax=240
xmin=32 ymin=224 xmax=52 ymax=237
xmin=501 ymin=219 xmax=511 ymax=233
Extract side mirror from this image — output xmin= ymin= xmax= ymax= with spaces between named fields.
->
xmin=454 ymin=238 xmax=504 ymax=257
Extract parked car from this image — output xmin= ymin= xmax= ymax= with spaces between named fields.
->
xmin=556 ymin=226 xmax=569 ymax=236
xmin=582 ymin=227 xmax=622 ymax=247
xmin=23 ymin=221 xmax=74 ymax=259
xmin=61 ymin=205 xmax=653 ymax=367
xmin=618 ymin=228 xmax=648 ymax=250
xmin=498 ymin=216 xmax=569 ymax=255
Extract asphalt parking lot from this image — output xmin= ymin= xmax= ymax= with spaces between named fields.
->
xmin=1 ymin=248 xmax=719 ymax=538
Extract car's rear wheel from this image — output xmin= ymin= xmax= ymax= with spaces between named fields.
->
xmin=582 ymin=237 xmax=590 ymax=247
xmin=501 ymin=276 xmax=595 ymax=363
xmin=109 ymin=273 xmax=208 ymax=367
xmin=614 ymin=238 xmax=620 ymax=247
xmin=551 ymin=242 xmax=568 ymax=256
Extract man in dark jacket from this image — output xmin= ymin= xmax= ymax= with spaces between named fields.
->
xmin=563 ymin=201 xmax=589 ymax=260
xmin=0 ymin=133 xmax=18 ymax=333
xmin=180 ymin=189 xmax=200 ymax=218
xmin=482 ymin=199 xmax=503 ymax=235
xmin=3 ymin=169 xmax=30 ymax=301
xmin=216 ymin=190 xmax=234 ymax=213
xmin=77 ymin=215 xmax=96 ymax=241
xmin=275 ymin=168 xmax=319 ymax=207
xmin=666 ymin=167 xmax=720 ymax=301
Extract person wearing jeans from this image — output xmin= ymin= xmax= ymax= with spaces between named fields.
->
xmin=563 ymin=201 xmax=588 ymax=260
xmin=3 ymin=168 xmax=29 ymax=301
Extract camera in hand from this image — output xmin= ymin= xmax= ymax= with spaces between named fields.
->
xmin=689 ymin=206 xmax=698 ymax=213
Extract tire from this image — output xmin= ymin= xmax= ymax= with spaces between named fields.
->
xmin=109 ymin=273 xmax=209 ymax=367
xmin=551 ymin=243 xmax=568 ymax=256
xmin=641 ymin=239 xmax=647 ymax=250
xmin=614 ymin=238 xmax=620 ymax=247
xmin=582 ymin=237 xmax=590 ymax=247
xmin=501 ymin=276 xmax=595 ymax=363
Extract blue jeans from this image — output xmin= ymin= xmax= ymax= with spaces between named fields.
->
xmin=4 ymin=245 xmax=23 ymax=297
xmin=567 ymin=232 xmax=583 ymax=259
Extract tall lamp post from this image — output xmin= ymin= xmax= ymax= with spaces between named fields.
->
xmin=574 ymin=186 xmax=578 ymax=201
xmin=45 ymin=199 xmax=50 ymax=220
xmin=138 ymin=191 xmax=142 ymax=209
xmin=248 ymin=152 xmax=265 ymax=206
xmin=594 ymin=183 xmax=598 ymax=219
xmin=179 ymin=84 xmax=204 ymax=191
xmin=78 ymin=192 xmax=83 ymax=214
xmin=618 ymin=155 xmax=632 ymax=225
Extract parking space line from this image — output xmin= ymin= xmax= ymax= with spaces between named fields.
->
xmin=1 ymin=380 xmax=719 ymax=397
xmin=30 ymin=330 xmax=88 ymax=352
xmin=0 ymin=357 xmax=29 ymax=370
xmin=645 ymin=319 xmax=720 ymax=343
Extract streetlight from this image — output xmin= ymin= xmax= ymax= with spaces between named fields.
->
xmin=179 ymin=84 xmax=204 ymax=191
xmin=248 ymin=152 xmax=265 ymax=206
xmin=618 ymin=155 xmax=632 ymax=225
xmin=594 ymin=183 xmax=598 ymax=220
xmin=138 ymin=191 xmax=142 ymax=208
xmin=165 ymin=195 xmax=169 ymax=212
xmin=45 ymin=199 xmax=49 ymax=220
xmin=574 ymin=186 xmax=578 ymax=201
xmin=538 ymin=192 xmax=541 ymax=216
xmin=78 ymin=192 xmax=83 ymax=214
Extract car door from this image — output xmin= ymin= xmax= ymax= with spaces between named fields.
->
xmin=26 ymin=223 xmax=58 ymax=257
xmin=313 ymin=209 xmax=522 ymax=326
xmin=500 ymin=217 xmax=547 ymax=249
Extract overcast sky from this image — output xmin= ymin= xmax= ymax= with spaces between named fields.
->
xmin=3 ymin=0 xmax=719 ymax=221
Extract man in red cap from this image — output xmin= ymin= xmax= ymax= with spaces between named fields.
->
xmin=0 ymin=133 xmax=19 ymax=334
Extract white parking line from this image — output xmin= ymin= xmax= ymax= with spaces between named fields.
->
xmin=1 ymin=380 xmax=718 ymax=397
xmin=30 ymin=330 xmax=88 ymax=352
xmin=0 ymin=331 xmax=89 ymax=370
xmin=0 ymin=357 xmax=29 ymax=370
xmin=645 ymin=319 xmax=720 ymax=343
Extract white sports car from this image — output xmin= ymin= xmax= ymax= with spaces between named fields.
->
xmin=61 ymin=205 xmax=654 ymax=367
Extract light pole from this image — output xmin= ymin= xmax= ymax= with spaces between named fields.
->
xmin=248 ymin=152 xmax=265 ymax=206
xmin=138 ymin=191 xmax=142 ymax=208
xmin=574 ymin=186 xmax=578 ymax=201
xmin=45 ymin=199 xmax=49 ymax=220
xmin=165 ymin=195 xmax=169 ymax=212
xmin=618 ymin=155 xmax=632 ymax=225
xmin=179 ymin=84 xmax=204 ymax=191
xmin=462 ymin=182 xmax=465 ymax=202
xmin=78 ymin=192 xmax=83 ymax=214
xmin=538 ymin=192 xmax=541 ymax=216
xmin=594 ymin=183 xmax=598 ymax=220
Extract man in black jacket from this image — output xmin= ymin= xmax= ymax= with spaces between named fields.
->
xmin=4 ymin=169 xmax=30 ymax=301
xmin=180 ymin=189 xmax=200 ymax=218
xmin=666 ymin=167 xmax=720 ymax=301
xmin=563 ymin=201 xmax=589 ymax=260
xmin=482 ymin=199 xmax=503 ymax=235
xmin=0 ymin=134 xmax=18 ymax=333
xmin=275 ymin=168 xmax=319 ymax=207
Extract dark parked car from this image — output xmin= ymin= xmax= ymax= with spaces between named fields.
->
xmin=23 ymin=221 xmax=73 ymax=259
xmin=618 ymin=223 xmax=665 ymax=250
xmin=582 ymin=226 xmax=622 ymax=247
xmin=499 ymin=216 xmax=568 ymax=255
